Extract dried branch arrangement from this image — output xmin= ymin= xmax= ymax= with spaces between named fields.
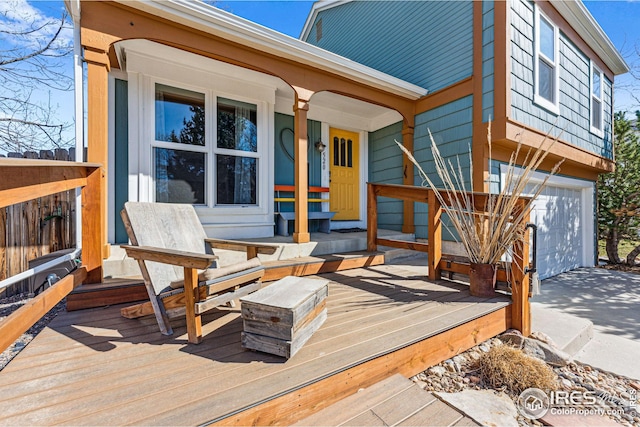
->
xmin=396 ymin=124 xmax=563 ymax=267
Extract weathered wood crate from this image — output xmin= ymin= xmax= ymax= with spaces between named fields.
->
xmin=240 ymin=276 xmax=329 ymax=358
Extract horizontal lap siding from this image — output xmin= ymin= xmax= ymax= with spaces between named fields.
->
xmin=413 ymin=97 xmax=474 ymax=240
xmin=510 ymin=0 xmax=613 ymax=159
xmin=369 ymin=122 xmax=404 ymax=231
xmin=482 ymin=1 xmax=495 ymax=122
xmin=307 ymin=1 xmax=473 ymax=91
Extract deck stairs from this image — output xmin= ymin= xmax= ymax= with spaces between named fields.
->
xmin=294 ymin=374 xmax=479 ymax=426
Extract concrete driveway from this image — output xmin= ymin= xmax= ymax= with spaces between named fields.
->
xmin=532 ymin=267 xmax=640 ymax=379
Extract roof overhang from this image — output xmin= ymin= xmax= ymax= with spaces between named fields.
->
xmin=301 ymin=0 xmax=629 ymax=76
xmin=111 ymin=0 xmax=427 ymax=100
xmin=551 ymin=0 xmax=628 ymax=75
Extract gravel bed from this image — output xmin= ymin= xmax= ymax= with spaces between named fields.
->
xmin=411 ymin=337 xmax=639 ymax=426
xmin=0 ymin=293 xmax=66 ymax=371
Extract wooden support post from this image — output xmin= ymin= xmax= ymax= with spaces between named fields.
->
xmin=401 ymin=125 xmax=415 ymax=233
xmin=427 ymin=190 xmax=442 ymax=281
xmin=82 ymin=167 xmax=104 ymax=284
xmin=367 ymin=183 xmax=378 ymax=252
xmin=293 ymin=94 xmax=311 ymax=244
xmin=511 ymin=202 xmax=531 ymax=336
xmin=86 ymin=51 xmax=110 ymax=261
xmin=184 ymin=267 xmax=202 ymax=344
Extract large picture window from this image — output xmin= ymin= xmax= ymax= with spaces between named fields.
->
xmin=152 ymin=84 xmax=261 ymax=207
xmin=534 ymin=7 xmax=559 ymax=114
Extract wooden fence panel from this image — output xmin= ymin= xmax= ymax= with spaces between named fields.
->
xmin=0 ymin=150 xmax=78 ymax=297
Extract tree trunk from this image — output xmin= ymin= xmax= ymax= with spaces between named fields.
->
xmin=626 ymin=244 xmax=640 ymax=265
xmin=606 ymin=225 xmax=621 ymax=264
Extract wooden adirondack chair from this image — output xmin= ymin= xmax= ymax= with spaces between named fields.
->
xmin=119 ymin=202 xmax=277 ymax=344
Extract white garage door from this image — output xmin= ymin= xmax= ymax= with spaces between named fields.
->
xmin=527 ymin=184 xmax=584 ymax=279
xmin=503 ymin=167 xmax=595 ymax=280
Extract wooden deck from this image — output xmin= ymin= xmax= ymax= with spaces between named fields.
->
xmin=0 ymin=264 xmax=511 ymax=426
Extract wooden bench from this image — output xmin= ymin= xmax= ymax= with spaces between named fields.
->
xmin=240 ymin=276 xmax=329 ymax=358
xmin=274 ymin=185 xmax=336 ymax=236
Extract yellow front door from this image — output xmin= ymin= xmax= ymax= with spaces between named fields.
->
xmin=329 ymin=128 xmax=360 ymax=220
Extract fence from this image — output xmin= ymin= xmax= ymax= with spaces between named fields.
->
xmin=0 ymin=149 xmax=82 ymax=297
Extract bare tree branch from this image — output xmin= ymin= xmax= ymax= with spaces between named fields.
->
xmin=0 ymin=4 xmax=73 ymax=154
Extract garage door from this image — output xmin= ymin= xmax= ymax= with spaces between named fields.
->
xmin=503 ymin=167 xmax=595 ymax=280
xmin=526 ymin=184 xmax=584 ymax=279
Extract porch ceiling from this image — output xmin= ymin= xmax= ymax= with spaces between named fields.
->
xmin=119 ymin=39 xmax=402 ymax=132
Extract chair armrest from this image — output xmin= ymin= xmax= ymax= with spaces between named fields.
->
xmin=121 ymin=245 xmax=218 ymax=269
xmin=205 ymin=238 xmax=278 ymax=255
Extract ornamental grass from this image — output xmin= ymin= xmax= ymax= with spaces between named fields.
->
xmin=396 ymin=124 xmax=564 ymax=269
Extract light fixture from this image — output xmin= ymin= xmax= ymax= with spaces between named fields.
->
xmin=314 ymin=139 xmax=326 ymax=153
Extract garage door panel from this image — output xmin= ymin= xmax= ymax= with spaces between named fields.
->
xmin=531 ymin=185 xmax=583 ymax=279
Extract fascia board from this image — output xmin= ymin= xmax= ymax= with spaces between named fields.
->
xmin=551 ymin=0 xmax=629 ymax=75
xmin=300 ymin=0 xmax=350 ymax=41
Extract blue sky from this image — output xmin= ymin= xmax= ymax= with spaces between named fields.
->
xmin=6 ymin=0 xmax=640 ymax=149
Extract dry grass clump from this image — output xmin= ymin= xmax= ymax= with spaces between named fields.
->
xmin=478 ymin=345 xmax=558 ymax=396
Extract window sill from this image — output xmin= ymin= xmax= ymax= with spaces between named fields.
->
xmin=533 ymin=95 xmax=560 ymax=116
xmin=590 ymin=127 xmax=604 ymax=138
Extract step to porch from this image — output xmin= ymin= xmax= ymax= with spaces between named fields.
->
xmin=102 ymin=229 xmax=414 ymax=278
xmin=293 ymin=374 xmax=479 ymax=426
xmin=67 ymin=251 xmax=386 ymax=311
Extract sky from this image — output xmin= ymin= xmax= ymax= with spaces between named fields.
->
xmin=3 ymin=0 xmax=640 ymax=150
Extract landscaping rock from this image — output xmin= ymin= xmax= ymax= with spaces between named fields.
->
xmin=500 ymin=332 xmax=572 ymax=367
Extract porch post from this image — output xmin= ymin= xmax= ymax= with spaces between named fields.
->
xmin=293 ymin=91 xmax=311 ymax=244
xmin=511 ymin=200 xmax=531 ymax=336
xmin=84 ymin=46 xmax=110 ymax=267
xmin=402 ymin=124 xmax=415 ymax=234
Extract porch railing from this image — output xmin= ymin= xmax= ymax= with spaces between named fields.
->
xmin=367 ymin=182 xmax=531 ymax=336
xmin=0 ymin=158 xmax=102 ymax=353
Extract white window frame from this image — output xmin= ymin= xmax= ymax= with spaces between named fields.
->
xmin=149 ymin=77 xmax=267 ymax=213
xmin=590 ymin=61 xmax=604 ymax=137
xmin=533 ymin=6 xmax=560 ymax=115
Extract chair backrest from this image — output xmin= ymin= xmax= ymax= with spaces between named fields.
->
xmin=122 ymin=202 xmax=210 ymax=295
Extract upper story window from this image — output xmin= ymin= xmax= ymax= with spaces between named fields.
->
xmin=534 ymin=7 xmax=560 ymax=114
xmin=590 ymin=62 xmax=604 ymax=136
xmin=153 ymin=83 xmax=261 ymax=207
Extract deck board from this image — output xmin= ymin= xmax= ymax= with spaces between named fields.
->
xmin=0 ymin=264 xmax=509 ymax=426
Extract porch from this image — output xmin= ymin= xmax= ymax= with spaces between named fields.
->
xmin=0 ymin=263 xmax=511 ymax=426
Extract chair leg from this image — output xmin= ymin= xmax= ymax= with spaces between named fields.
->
xmin=184 ymin=267 xmax=203 ymax=344
xmin=142 ymin=280 xmax=173 ymax=336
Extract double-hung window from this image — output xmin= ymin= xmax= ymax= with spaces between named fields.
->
xmin=590 ymin=63 xmax=604 ymax=136
xmin=534 ymin=7 xmax=560 ymax=114
xmin=153 ymin=83 xmax=260 ymax=207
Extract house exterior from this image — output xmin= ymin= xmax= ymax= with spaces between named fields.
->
xmin=69 ymin=0 xmax=627 ymax=280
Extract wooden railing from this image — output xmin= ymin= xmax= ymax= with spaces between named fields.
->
xmin=0 ymin=159 xmax=102 ymax=353
xmin=367 ymin=183 xmax=531 ymax=336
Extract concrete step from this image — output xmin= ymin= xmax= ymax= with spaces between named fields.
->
xmin=531 ymin=303 xmax=594 ymax=356
xmin=103 ymin=229 xmax=414 ymax=279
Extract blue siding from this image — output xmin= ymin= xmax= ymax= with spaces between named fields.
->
xmin=368 ymin=122 xmax=403 ymax=232
xmin=510 ymin=0 xmax=613 ymax=159
xmin=306 ymin=1 xmax=473 ymax=92
xmin=114 ymin=79 xmax=129 ymax=244
xmin=482 ymin=0 xmax=495 ymax=122
xmin=413 ymin=96 xmax=474 ymax=240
